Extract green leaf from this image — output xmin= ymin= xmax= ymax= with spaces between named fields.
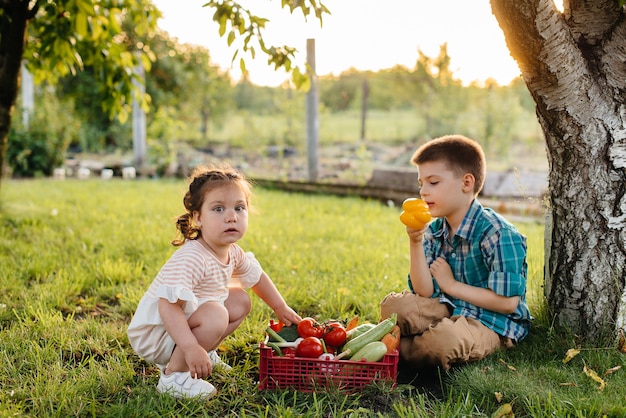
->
xmin=75 ymin=0 xmax=95 ymax=15
xmin=91 ymin=15 xmax=103 ymax=39
xmin=292 ymin=66 xmax=311 ymax=91
xmin=108 ymin=9 xmax=121 ymax=33
xmin=75 ymin=12 xmax=88 ymax=38
xmin=230 ymin=49 xmax=239 ymax=65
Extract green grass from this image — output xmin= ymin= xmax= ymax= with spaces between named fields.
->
xmin=1 ymin=179 xmax=624 ymax=417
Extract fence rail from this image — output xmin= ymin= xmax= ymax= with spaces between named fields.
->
xmin=252 ymin=177 xmax=545 ymax=220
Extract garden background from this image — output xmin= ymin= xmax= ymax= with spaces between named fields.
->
xmin=3 ymin=4 xmax=626 ymax=417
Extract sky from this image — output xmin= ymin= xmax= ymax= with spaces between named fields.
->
xmin=150 ymin=0 xmax=523 ymax=87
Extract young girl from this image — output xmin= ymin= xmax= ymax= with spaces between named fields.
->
xmin=127 ymin=163 xmax=302 ymax=399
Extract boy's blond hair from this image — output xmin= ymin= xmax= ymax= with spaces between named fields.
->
xmin=411 ymin=134 xmax=486 ymax=195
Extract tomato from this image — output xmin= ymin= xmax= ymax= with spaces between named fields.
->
xmin=296 ymin=337 xmax=324 ymax=358
xmin=297 ymin=317 xmax=324 ymax=338
xmin=323 ymin=322 xmax=347 ymax=347
xmin=281 ymin=347 xmax=297 ymax=357
xmin=269 ymin=319 xmax=284 ymax=332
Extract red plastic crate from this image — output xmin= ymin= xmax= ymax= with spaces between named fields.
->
xmin=258 ymin=343 xmax=399 ymax=392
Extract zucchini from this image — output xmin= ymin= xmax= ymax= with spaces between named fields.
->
xmin=345 ymin=323 xmax=376 ymax=342
xmin=339 ymin=313 xmax=397 ymax=358
xmin=266 ymin=327 xmax=286 ymax=342
xmin=349 ymin=341 xmax=387 ymax=362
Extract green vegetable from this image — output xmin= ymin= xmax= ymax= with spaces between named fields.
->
xmin=349 ymin=341 xmax=387 ymax=362
xmin=339 ymin=313 xmax=397 ymax=359
xmin=267 ymin=341 xmax=283 ymax=356
xmin=272 ymin=338 xmax=303 ymax=348
xmin=276 ymin=324 xmax=300 ymax=342
xmin=266 ymin=327 xmax=286 ymax=343
xmin=345 ymin=323 xmax=375 ymax=342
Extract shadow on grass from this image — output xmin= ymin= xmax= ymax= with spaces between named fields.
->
xmin=396 ymin=358 xmax=449 ymax=400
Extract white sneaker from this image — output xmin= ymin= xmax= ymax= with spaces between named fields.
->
xmin=156 ymin=371 xmax=216 ymax=399
xmin=208 ymin=350 xmax=232 ymax=372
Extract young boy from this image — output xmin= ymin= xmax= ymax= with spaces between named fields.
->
xmin=380 ymin=134 xmax=532 ymax=370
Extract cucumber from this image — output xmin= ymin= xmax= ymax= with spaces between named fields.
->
xmin=339 ymin=313 xmax=397 ymax=358
xmin=345 ymin=323 xmax=376 ymax=342
xmin=349 ymin=341 xmax=387 ymax=362
xmin=266 ymin=341 xmax=283 ymax=356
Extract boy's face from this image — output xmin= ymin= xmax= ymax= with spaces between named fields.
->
xmin=417 ymin=160 xmax=473 ymax=219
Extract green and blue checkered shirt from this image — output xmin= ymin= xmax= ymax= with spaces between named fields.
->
xmin=408 ymin=199 xmax=532 ymax=342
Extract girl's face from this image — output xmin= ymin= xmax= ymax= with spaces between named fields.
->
xmin=193 ymin=184 xmax=249 ymax=252
xmin=417 ymin=160 xmax=472 ymax=220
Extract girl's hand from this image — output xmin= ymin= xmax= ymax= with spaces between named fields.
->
xmin=183 ymin=344 xmax=213 ymax=379
xmin=273 ymin=305 xmax=302 ymax=327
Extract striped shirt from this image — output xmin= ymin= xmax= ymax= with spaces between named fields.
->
xmin=408 ymin=199 xmax=532 ymax=342
xmin=144 ymin=239 xmax=263 ymax=306
xmin=127 ymin=239 xmax=263 ymax=362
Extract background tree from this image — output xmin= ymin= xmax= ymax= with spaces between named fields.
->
xmin=57 ymin=68 xmax=130 ymax=153
xmin=147 ymin=34 xmax=232 ymax=132
xmin=319 ymin=68 xmax=361 ymax=111
xmin=0 ymin=0 xmax=329 ymax=190
xmin=0 ymin=0 xmax=160 ymax=187
xmin=490 ymin=0 xmax=626 ymax=340
xmin=7 ymin=88 xmax=80 ymax=177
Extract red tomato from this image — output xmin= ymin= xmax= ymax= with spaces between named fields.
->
xmin=325 ymin=346 xmax=338 ymax=355
xmin=296 ymin=337 xmax=324 ymax=358
xmin=282 ymin=347 xmax=297 ymax=357
xmin=269 ymin=319 xmax=284 ymax=332
xmin=297 ymin=317 xmax=324 ymax=338
xmin=323 ymin=323 xmax=347 ymax=347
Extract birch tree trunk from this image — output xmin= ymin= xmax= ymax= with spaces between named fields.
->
xmin=491 ymin=0 xmax=626 ymax=340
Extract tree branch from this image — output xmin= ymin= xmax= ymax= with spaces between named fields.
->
xmin=599 ymin=5 xmax=626 ymax=94
xmin=490 ymin=0 xmax=547 ymax=81
xmin=565 ymin=0 xmax=621 ymax=45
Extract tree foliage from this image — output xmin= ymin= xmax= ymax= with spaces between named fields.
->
xmin=0 ymin=0 xmax=160 ymax=186
xmin=203 ymin=0 xmax=330 ymax=90
xmin=0 ymin=0 xmax=330 ymax=189
xmin=22 ymin=0 xmax=159 ymax=120
xmin=7 ymin=88 xmax=81 ymax=177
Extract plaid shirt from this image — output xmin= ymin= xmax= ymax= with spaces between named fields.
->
xmin=408 ymin=199 xmax=532 ymax=342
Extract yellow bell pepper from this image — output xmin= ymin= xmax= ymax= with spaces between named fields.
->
xmin=399 ymin=198 xmax=432 ymax=229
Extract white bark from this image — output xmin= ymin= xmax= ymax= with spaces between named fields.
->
xmin=491 ymin=0 xmax=626 ymax=340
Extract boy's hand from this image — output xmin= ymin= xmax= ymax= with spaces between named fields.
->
xmin=406 ymin=225 xmax=428 ymax=243
xmin=430 ymin=257 xmax=456 ymax=293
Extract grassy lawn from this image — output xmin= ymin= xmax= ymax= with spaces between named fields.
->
xmin=0 ymin=179 xmax=624 ymax=417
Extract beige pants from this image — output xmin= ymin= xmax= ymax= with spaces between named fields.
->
xmin=380 ymin=290 xmax=509 ymax=370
